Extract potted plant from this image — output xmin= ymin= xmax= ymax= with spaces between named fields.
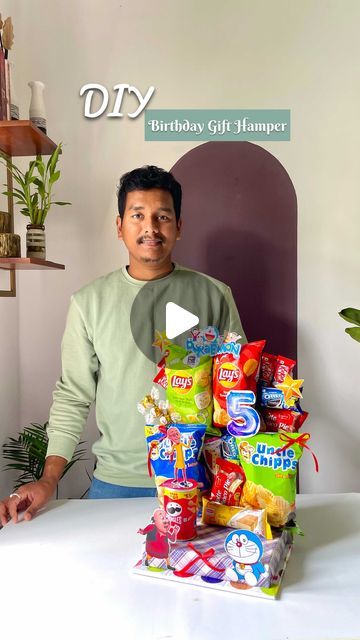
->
xmin=1 ymin=142 xmax=71 ymax=259
xmin=339 ymin=308 xmax=360 ymax=343
xmin=2 ymin=421 xmax=90 ymax=499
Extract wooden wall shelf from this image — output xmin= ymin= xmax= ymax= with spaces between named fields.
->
xmin=0 ymin=120 xmax=58 ymax=157
xmin=0 ymin=257 xmax=65 ymax=270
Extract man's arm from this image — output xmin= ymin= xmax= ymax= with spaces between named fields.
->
xmin=0 ymin=294 xmax=99 ymax=525
xmin=46 ymin=294 xmax=99 ymax=461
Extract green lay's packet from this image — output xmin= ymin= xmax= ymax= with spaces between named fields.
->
xmin=236 ymin=432 xmax=304 ymax=527
xmin=165 ymin=345 xmax=213 ymax=431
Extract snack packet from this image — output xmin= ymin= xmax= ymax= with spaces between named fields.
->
xmin=202 ymin=495 xmax=271 ymax=539
xmin=259 ymin=352 xmax=278 ymax=386
xmin=165 ymin=345 xmax=213 ymax=430
xmin=261 ymin=408 xmax=309 ymax=433
xmin=273 ymin=355 xmax=296 ymax=384
xmin=235 ymin=432 xmax=306 ymax=527
xmin=210 ymin=457 xmax=245 ymax=506
xmin=221 ymin=432 xmax=239 ymax=462
xmin=145 ymin=423 xmax=206 ymax=498
xmin=213 ymin=339 xmax=266 ymax=428
xmin=203 ymin=436 xmax=222 ymax=478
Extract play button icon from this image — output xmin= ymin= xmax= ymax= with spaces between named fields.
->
xmin=130 ymin=268 xmax=231 ymax=364
xmin=165 ymin=302 xmax=199 ymax=339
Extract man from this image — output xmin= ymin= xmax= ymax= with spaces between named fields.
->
xmin=0 ymin=165 xmax=245 ymax=525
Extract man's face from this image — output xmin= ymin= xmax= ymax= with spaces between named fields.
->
xmin=116 ymin=188 xmax=181 ymax=268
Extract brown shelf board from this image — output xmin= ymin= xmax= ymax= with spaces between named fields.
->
xmin=0 ymin=120 xmax=58 ymax=157
xmin=0 ymin=257 xmax=65 ymax=270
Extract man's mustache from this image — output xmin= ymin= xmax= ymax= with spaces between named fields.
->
xmin=137 ymin=234 xmax=164 ymax=244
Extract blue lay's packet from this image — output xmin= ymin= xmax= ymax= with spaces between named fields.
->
xmin=145 ymin=423 xmax=207 ymax=498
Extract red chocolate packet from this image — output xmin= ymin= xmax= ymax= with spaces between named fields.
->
xmin=210 ymin=457 xmax=245 ymax=507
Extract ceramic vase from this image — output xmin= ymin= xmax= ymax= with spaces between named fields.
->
xmin=28 ymin=80 xmax=46 ymax=134
xmin=26 ymin=224 xmax=46 ymax=259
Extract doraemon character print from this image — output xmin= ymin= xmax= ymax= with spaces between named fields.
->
xmin=224 ymin=529 xmax=269 ymax=587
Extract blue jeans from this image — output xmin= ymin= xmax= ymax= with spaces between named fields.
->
xmin=87 ymin=477 xmax=157 ymax=499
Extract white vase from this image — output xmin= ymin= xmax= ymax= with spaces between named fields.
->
xmin=28 ymin=80 xmax=46 ymax=134
xmin=9 ymin=62 xmax=19 ymax=120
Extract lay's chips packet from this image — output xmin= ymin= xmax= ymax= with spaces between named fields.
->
xmin=235 ymin=432 xmax=305 ymax=527
xmin=165 ymin=345 xmax=213 ymax=431
xmin=213 ymin=339 xmax=266 ymax=428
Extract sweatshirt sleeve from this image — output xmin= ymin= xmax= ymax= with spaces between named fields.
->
xmin=46 ymin=295 xmax=99 ymax=462
xmin=225 ymin=286 xmax=248 ymax=344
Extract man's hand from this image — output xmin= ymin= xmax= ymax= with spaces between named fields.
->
xmin=0 ymin=478 xmax=57 ymax=526
xmin=0 ymin=455 xmax=67 ymax=527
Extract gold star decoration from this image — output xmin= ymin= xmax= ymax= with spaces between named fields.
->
xmin=276 ymin=373 xmax=303 ymax=407
xmin=152 ymin=330 xmax=172 ymax=352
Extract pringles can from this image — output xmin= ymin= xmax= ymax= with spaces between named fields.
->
xmin=162 ymin=479 xmax=198 ymax=541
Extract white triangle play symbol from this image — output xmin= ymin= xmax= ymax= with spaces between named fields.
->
xmin=165 ymin=302 xmax=199 ymax=340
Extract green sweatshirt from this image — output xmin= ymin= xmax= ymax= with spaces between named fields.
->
xmin=46 ymin=264 xmax=245 ymax=487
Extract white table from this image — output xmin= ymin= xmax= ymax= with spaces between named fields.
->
xmin=1 ymin=493 xmax=359 ymax=640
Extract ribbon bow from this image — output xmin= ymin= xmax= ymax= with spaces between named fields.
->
xmin=276 ymin=431 xmax=319 ymax=473
xmin=173 ymin=543 xmax=225 ymax=578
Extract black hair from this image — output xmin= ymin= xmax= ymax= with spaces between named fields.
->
xmin=117 ymin=165 xmax=182 ymax=221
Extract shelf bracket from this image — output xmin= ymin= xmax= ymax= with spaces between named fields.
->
xmin=0 ymin=155 xmax=17 ymax=297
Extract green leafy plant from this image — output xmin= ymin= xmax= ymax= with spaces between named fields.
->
xmin=1 ymin=142 xmax=71 ymax=225
xmin=339 ymin=307 xmax=360 ymax=343
xmin=2 ymin=422 xmax=88 ymax=498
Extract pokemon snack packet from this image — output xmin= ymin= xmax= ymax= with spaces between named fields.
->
xmin=213 ymin=339 xmax=266 ymax=428
xmin=236 ymin=432 xmax=306 ymax=527
xmin=145 ymin=423 xmax=207 ymax=499
xmin=165 ymin=344 xmax=213 ymax=431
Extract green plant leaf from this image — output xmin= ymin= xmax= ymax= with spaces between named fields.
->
xmin=52 ymin=201 xmax=71 ymax=206
xmin=49 ymin=170 xmax=60 ymax=185
xmin=35 ymin=155 xmax=45 ymax=178
xmin=2 ymin=421 xmax=88 ymax=493
xmin=339 ymin=308 xmax=360 ymax=327
xmin=345 ymin=327 xmax=360 ymax=342
xmin=47 ymin=143 xmax=62 ymax=174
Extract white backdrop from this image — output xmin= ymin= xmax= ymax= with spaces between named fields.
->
xmin=0 ymin=0 xmax=359 ymax=498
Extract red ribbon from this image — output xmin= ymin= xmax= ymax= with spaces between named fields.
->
xmin=276 ymin=431 xmax=319 ymax=473
xmin=147 ymin=424 xmax=168 ymax=478
xmin=173 ymin=543 xmax=224 ymax=578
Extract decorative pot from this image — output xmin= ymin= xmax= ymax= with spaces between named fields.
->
xmin=28 ymin=80 xmax=46 ymax=134
xmin=26 ymin=224 xmax=46 ymax=259
xmin=0 ymin=232 xmax=21 ymax=257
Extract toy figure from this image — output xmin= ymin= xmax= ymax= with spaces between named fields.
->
xmin=166 ymin=426 xmax=193 ymax=485
xmin=138 ymin=508 xmax=179 ymax=570
xmin=224 ymin=530 xmax=269 ymax=587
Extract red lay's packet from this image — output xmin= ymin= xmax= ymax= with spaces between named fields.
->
xmin=213 ymin=339 xmax=266 ymax=428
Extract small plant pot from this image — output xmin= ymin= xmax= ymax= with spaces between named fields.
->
xmin=26 ymin=224 xmax=46 ymax=259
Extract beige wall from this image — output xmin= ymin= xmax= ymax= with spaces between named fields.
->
xmin=0 ymin=0 xmax=358 ymax=497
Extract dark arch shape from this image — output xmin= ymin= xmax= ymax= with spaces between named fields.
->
xmin=171 ymin=141 xmax=297 ymax=361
